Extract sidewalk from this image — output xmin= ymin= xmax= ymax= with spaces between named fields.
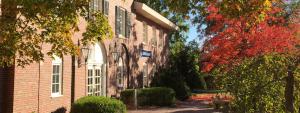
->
xmin=128 ymin=99 xmax=222 ymax=113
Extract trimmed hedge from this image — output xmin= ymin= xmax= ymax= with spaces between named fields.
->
xmin=120 ymin=87 xmax=176 ymax=107
xmin=71 ymin=96 xmax=126 ymax=113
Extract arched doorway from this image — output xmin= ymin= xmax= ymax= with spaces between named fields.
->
xmin=116 ymin=58 xmax=125 ymax=89
xmin=86 ymin=42 xmax=107 ymax=96
xmin=120 ymin=44 xmax=130 ymax=88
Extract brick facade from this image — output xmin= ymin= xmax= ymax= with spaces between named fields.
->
xmin=0 ymin=0 xmax=173 ymax=113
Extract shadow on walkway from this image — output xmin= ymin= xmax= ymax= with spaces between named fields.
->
xmin=128 ymin=100 xmax=222 ymax=113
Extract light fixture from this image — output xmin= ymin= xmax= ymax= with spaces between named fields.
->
xmin=81 ymin=46 xmax=90 ymax=64
xmin=111 ymin=42 xmax=120 ymax=63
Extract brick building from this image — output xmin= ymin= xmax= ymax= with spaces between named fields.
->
xmin=0 ymin=0 xmax=178 ymax=113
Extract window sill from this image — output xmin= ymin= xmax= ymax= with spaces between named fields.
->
xmin=142 ymin=42 xmax=148 ymax=45
xmin=51 ymin=94 xmax=63 ymax=98
xmin=118 ymin=35 xmax=127 ymax=39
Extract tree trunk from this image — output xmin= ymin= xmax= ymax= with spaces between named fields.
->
xmin=285 ymin=67 xmax=294 ymax=113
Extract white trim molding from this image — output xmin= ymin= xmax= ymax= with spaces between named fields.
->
xmin=134 ymin=2 xmax=179 ymax=31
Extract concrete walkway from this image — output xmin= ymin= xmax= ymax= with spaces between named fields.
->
xmin=128 ymin=100 xmax=223 ymax=113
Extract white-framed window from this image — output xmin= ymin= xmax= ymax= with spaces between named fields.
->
xmin=88 ymin=0 xmax=109 ymax=18
xmin=89 ymin=0 xmax=102 ymax=19
xmin=143 ymin=63 xmax=148 ymax=88
xmin=143 ymin=22 xmax=148 ymax=44
xmin=116 ymin=6 xmax=131 ymax=38
xmin=103 ymin=0 xmax=109 ymax=16
xmin=51 ymin=55 xmax=63 ymax=97
xmin=151 ymin=26 xmax=157 ymax=46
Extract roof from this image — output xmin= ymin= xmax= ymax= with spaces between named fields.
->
xmin=134 ymin=2 xmax=179 ymax=31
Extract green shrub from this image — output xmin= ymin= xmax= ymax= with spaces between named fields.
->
xmin=120 ymin=87 xmax=176 ymax=107
xmin=71 ymin=96 xmax=126 ymax=113
xmin=218 ymin=54 xmax=300 ymax=113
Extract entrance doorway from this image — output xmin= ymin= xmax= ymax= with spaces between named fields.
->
xmin=86 ymin=42 xmax=107 ymax=96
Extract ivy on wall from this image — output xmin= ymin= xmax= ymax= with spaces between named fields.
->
xmin=82 ymin=12 xmax=113 ymax=46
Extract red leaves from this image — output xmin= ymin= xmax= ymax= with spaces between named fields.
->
xmin=201 ymin=5 xmax=300 ymax=72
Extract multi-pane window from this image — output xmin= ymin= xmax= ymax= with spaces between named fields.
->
xmin=87 ymin=69 xmax=93 ymax=96
xmin=159 ymin=30 xmax=163 ymax=47
xmin=143 ymin=63 xmax=148 ymax=88
xmin=52 ymin=55 xmax=62 ymax=97
xmin=103 ymin=0 xmax=109 ymax=16
xmin=89 ymin=0 xmax=109 ymax=18
xmin=143 ymin=22 xmax=148 ymax=44
xmin=87 ymin=66 xmax=103 ymax=96
xmin=151 ymin=27 xmax=157 ymax=46
xmin=116 ymin=6 xmax=131 ymax=38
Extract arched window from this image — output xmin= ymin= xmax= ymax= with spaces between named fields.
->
xmin=51 ymin=55 xmax=63 ymax=97
xmin=117 ymin=58 xmax=124 ymax=88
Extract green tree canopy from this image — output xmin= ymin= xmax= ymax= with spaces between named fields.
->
xmin=0 ymin=0 xmax=112 ymax=67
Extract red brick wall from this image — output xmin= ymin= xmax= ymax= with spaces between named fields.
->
xmin=12 ymin=46 xmax=73 ymax=113
xmin=6 ymin=0 xmax=172 ymax=112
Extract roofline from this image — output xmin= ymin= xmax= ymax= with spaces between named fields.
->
xmin=134 ymin=2 xmax=179 ymax=31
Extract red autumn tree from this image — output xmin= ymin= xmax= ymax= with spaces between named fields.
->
xmin=201 ymin=4 xmax=300 ymax=72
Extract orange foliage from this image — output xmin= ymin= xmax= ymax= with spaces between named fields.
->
xmin=201 ymin=5 xmax=300 ymax=72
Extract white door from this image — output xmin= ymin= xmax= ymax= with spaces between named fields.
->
xmin=87 ymin=65 xmax=102 ymax=96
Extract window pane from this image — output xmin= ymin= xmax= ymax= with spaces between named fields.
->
xmin=52 ymin=64 xmax=61 ymax=95
xmin=121 ymin=9 xmax=126 ymax=36
xmin=94 ymin=0 xmax=98 ymax=11
xmin=53 ymin=65 xmax=56 ymax=73
xmin=55 ymin=75 xmax=59 ymax=83
xmin=56 ymin=65 xmax=60 ymax=73
xmin=56 ymin=84 xmax=59 ymax=93
xmin=52 ymin=75 xmax=56 ymax=83
xmin=88 ymin=70 xmax=93 ymax=77
xmin=52 ymin=84 xmax=56 ymax=93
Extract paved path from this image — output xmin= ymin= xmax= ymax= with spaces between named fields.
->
xmin=128 ymin=100 xmax=223 ymax=113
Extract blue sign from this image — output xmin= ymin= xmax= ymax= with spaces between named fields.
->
xmin=141 ymin=50 xmax=152 ymax=57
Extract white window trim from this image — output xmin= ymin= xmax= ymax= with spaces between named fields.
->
xmin=51 ymin=55 xmax=63 ymax=98
xmin=117 ymin=7 xmax=127 ymax=37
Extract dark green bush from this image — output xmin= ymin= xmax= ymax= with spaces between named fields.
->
xmin=120 ymin=87 xmax=176 ymax=107
xmin=71 ymin=96 xmax=126 ymax=113
xmin=120 ymin=89 xmax=135 ymax=108
xmin=151 ymin=68 xmax=191 ymax=100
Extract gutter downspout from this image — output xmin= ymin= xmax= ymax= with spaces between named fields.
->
xmin=71 ymin=56 xmax=76 ymax=104
xmin=37 ymin=43 xmax=43 ymax=113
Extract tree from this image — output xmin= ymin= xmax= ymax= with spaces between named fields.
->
xmin=201 ymin=4 xmax=299 ymax=72
xmin=219 ymin=54 xmax=300 ymax=113
xmin=200 ymin=2 xmax=300 ymax=113
xmin=0 ymin=0 xmax=113 ymax=67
